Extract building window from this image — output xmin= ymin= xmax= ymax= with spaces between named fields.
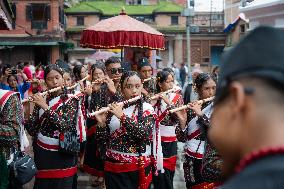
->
xmin=203 ymin=57 xmax=210 ymax=63
xmin=171 ymin=16 xmax=178 ymax=25
xmin=26 ymin=4 xmax=50 ymax=29
xmin=127 ymin=0 xmax=144 ymax=5
xmin=77 ymin=16 xmax=84 ymax=26
xmin=11 ymin=3 xmax=16 ymax=29
xmin=59 ymin=7 xmax=65 ymax=25
xmin=240 ymin=24 xmax=245 ymax=33
xmin=133 ymin=15 xmax=154 ymax=23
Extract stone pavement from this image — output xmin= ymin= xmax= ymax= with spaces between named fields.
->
xmin=23 ymin=137 xmax=186 ymax=189
xmin=76 ymin=166 xmax=186 ymax=189
xmin=77 ymin=142 xmax=187 ymax=189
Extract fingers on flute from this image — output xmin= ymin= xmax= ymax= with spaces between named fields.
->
xmin=108 ymin=103 xmax=115 ymax=109
xmin=188 ymin=102 xmax=194 ymax=107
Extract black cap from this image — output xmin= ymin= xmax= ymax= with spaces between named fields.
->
xmin=216 ymin=26 xmax=284 ymax=100
xmin=137 ymin=57 xmax=151 ymax=70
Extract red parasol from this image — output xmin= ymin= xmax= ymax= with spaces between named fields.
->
xmin=80 ymin=10 xmax=165 ymax=50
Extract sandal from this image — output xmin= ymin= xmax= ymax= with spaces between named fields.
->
xmin=97 ymin=178 xmax=105 ymax=189
xmin=91 ymin=177 xmax=104 ymax=187
xmin=90 ymin=176 xmax=100 ymax=187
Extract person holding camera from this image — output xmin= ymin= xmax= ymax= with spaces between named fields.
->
xmin=0 ymin=66 xmax=30 ymax=99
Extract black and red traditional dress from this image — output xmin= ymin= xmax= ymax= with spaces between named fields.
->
xmin=83 ymin=83 xmax=122 ymax=178
xmin=75 ymin=80 xmax=90 ymax=153
xmin=152 ymin=92 xmax=183 ymax=189
xmin=176 ymin=101 xmax=214 ymax=189
xmin=25 ymin=92 xmax=85 ymax=189
xmin=0 ymin=89 xmax=23 ymax=189
xmin=96 ymin=100 xmax=155 ymax=189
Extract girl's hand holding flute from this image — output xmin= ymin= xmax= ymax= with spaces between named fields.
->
xmin=29 ymin=93 xmax=49 ymax=110
xmin=94 ymin=103 xmax=124 ymax=127
xmin=108 ymin=103 xmax=124 ymax=119
xmin=188 ymin=101 xmax=203 ymax=117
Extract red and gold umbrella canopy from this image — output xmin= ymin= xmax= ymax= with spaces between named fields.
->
xmin=80 ymin=11 xmax=165 ymax=50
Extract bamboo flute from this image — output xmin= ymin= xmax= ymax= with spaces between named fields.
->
xmin=87 ymin=95 xmax=142 ymax=117
xmin=169 ymin=96 xmax=215 ymax=113
xmin=91 ymin=76 xmax=121 ymax=85
xmin=88 ymin=87 xmax=179 ymax=117
xmin=22 ymin=75 xmax=89 ymax=103
xmin=142 ymin=77 xmax=154 ymax=83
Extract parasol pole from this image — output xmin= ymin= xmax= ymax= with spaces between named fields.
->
xmin=119 ymin=7 xmax=126 ymax=62
xmin=121 ymin=48 xmax=124 ymax=61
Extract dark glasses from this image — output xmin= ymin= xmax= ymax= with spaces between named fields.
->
xmin=108 ymin=68 xmax=123 ymax=74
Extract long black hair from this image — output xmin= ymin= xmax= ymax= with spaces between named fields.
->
xmin=156 ymin=70 xmax=172 ymax=93
xmin=120 ymin=71 xmax=143 ymax=127
xmin=194 ymin=73 xmax=217 ymax=95
xmin=2 ymin=64 xmax=11 ymax=75
xmin=73 ymin=65 xmax=85 ymax=81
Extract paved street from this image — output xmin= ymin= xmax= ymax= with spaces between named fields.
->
xmin=77 ymin=142 xmax=186 ymax=189
xmin=76 ymin=165 xmax=186 ymax=189
xmin=24 ymin=141 xmax=186 ymax=189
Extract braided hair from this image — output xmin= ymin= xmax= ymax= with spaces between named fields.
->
xmin=193 ymin=73 xmax=217 ymax=143
xmin=120 ymin=71 xmax=144 ymax=127
xmin=120 ymin=71 xmax=145 ymax=154
xmin=156 ymin=70 xmax=171 ymax=93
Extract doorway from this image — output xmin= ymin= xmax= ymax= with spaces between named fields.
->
xmin=34 ymin=46 xmax=50 ymax=66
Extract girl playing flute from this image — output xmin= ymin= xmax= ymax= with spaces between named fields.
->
xmin=94 ymin=71 xmax=155 ymax=189
xmin=25 ymin=64 xmax=85 ymax=189
xmin=176 ymin=73 xmax=220 ymax=189
xmin=84 ymin=63 xmax=122 ymax=188
xmin=152 ymin=70 xmax=185 ymax=189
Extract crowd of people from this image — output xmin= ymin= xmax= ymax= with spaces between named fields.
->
xmin=0 ymin=26 xmax=284 ymax=189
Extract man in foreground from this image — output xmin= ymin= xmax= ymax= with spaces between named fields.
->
xmin=209 ymin=26 xmax=284 ymax=188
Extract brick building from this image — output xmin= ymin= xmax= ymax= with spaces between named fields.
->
xmin=223 ymin=0 xmax=255 ymax=47
xmin=65 ymin=0 xmax=225 ymax=69
xmin=0 ymin=0 xmax=70 ymax=66
xmin=240 ymin=0 xmax=284 ymax=30
xmin=0 ymin=0 xmax=13 ymax=30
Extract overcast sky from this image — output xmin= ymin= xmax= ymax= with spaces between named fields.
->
xmin=193 ymin=0 xmax=224 ymax=11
